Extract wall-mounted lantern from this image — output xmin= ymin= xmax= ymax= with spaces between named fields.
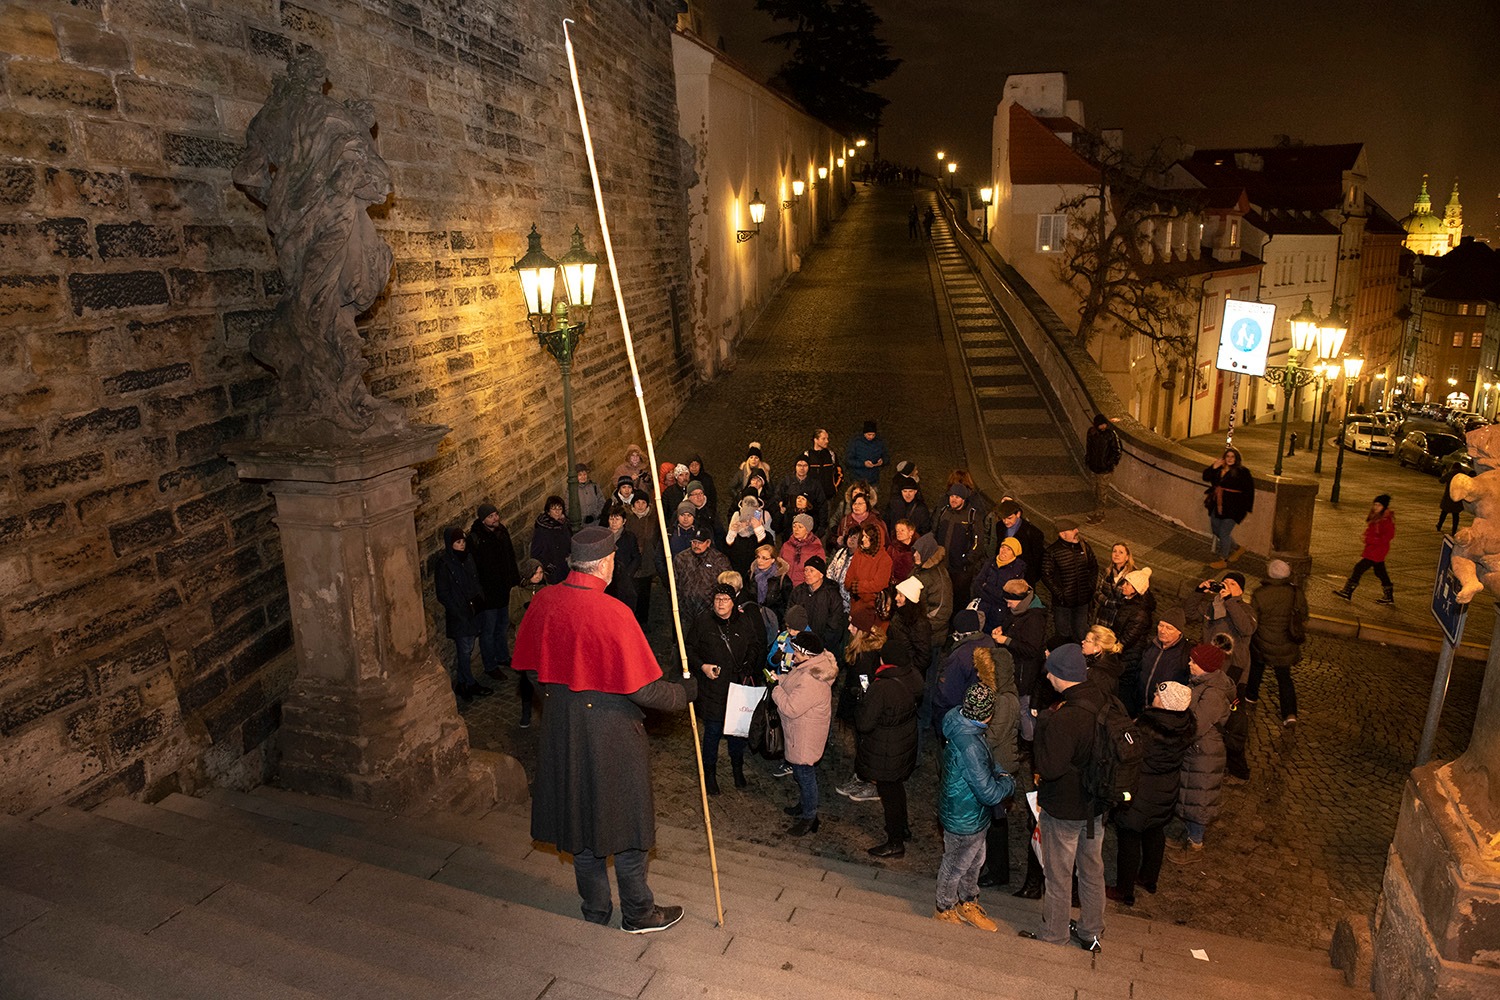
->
xmin=736 ymin=190 xmax=766 ymax=243
xmin=784 ymin=178 xmax=805 ymax=209
xmin=817 ymin=166 xmax=828 ymax=180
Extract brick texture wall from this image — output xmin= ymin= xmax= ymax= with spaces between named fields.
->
xmin=0 ymin=0 xmax=698 ymax=814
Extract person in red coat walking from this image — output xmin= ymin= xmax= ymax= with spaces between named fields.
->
xmin=1333 ymin=494 xmax=1396 ymax=605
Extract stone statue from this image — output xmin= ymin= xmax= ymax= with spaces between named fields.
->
xmin=233 ymin=51 xmax=407 ymax=441
xmin=1444 ymin=426 xmax=1500 ymax=602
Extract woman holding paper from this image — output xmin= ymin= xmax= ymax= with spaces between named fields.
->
xmin=688 ymin=582 xmax=767 ymax=795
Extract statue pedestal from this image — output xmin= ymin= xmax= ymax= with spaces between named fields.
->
xmin=1373 ymin=606 xmax=1500 ymax=998
xmin=226 ymin=426 xmax=488 ymax=812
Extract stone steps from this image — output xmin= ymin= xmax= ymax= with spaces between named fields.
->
xmin=0 ymin=787 xmax=1366 ymax=998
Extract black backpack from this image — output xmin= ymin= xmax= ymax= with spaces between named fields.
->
xmin=1080 ymin=692 xmax=1146 ymax=835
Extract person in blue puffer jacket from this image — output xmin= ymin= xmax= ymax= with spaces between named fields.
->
xmin=933 ymin=684 xmax=1016 ymax=932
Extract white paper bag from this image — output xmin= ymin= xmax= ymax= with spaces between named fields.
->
xmin=1027 ymin=790 xmax=1044 ymax=868
xmin=724 ymin=683 xmax=766 ymax=738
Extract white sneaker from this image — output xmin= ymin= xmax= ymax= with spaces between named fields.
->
xmin=771 ymin=762 xmax=793 ymax=778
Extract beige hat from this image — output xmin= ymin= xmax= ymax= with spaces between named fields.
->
xmin=895 ymin=577 xmax=924 ymax=603
xmin=1124 ymin=567 xmax=1152 ymax=594
xmin=1156 ymin=680 xmax=1191 ymax=712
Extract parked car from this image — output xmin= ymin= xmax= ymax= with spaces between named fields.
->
xmin=1436 ymin=449 xmax=1476 ymax=480
xmin=1343 ymin=422 xmax=1395 ymax=455
xmin=1394 ymin=416 xmax=1452 ymax=443
xmin=1368 ymin=411 xmax=1399 ymax=431
xmin=1396 ymin=429 xmax=1465 ymax=475
xmin=1450 ymin=411 xmax=1488 ymax=434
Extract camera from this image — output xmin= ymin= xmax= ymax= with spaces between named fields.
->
xmin=1204 ymin=581 xmax=1225 ymax=594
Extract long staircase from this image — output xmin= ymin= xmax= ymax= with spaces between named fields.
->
xmin=1 ymin=786 xmax=1364 ymax=999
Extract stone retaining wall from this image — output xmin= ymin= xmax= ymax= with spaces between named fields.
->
xmin=0 ymin=0 xmax=696 ymax=814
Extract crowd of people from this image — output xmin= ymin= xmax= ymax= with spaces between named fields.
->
xmin=434 ymin=421 xmax=1315 ymax=949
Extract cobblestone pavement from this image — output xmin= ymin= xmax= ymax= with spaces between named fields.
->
xmin=458 ymin=182 xmax=1486 ymax=954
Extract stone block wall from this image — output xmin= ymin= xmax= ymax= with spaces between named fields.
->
xmin=0 ymin=0 xmax=698 ymax=815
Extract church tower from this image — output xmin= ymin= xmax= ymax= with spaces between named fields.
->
xmin=1442 ymin=179 xmax=1463 ymax=251
xmin=1401 ymin=174 xmax=1457 ymax=256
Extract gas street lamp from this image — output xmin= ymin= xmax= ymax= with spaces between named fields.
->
xmin=979 ymin=186 xmax=993 ymax=241
xmin=1264 ymin=295 xmax=1326 ymax=477
xmin=514 ymin=223 xmax=599 ymax=529
xmin=1329 ymin=348 xmax=1366 ymax=504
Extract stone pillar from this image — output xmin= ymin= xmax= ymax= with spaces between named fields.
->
xmin=225 ymin=426 xmax=483 ymax=812
xmin=1372 ymin=604 xmax=1500 ymax=998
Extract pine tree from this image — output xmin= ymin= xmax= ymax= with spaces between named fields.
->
xmin=755 ymin=0 xmax=900 ymax=137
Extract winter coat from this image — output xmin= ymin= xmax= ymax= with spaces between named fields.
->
xmin=835 ymin=512 xmax=887 ymax=552
xmin=674 ymin=545 xmax=731 ymax=623
xmin=1093 ymin=564 xmax=1130 ymax=630
xmin=748 ymin=557 xmax=791 ymax=614
xmin=886 ymin=495 xmax=932 ymax=538
xmin=1362 ymin=509 xmax=1396 ymax=561
xmin=1250 ymin=578 xmax=1308 ymax=668
xmin=1202 ymin=462 xmax=1255 ymax=523
xmin=1042 ymin=538 xmax=1098 ymax=609
xmin=846 ymin=546 xmax=893 ymax=631
xmin=434 ymin=547 xmax=484 ymax=639
xmin=972 ymin=557 xmax=1027 ymax=626
xmin=575 ymin=480 xmax=606 ymax=526
xmin=532 ymin=675 xmax=688 ymax=856
xmin=780 ymin=534 xmax=826 ymax=587
xmin=1441 ymin=471 xmax=1465 ymax=516
xmin=934 ymin=504 xmax=983 ymax=579
xmin=855 ymin=660 xmax=924 ymax=782
xmin=1000 ymin=598 xmax=1048 ymax=704
xmin=508 ymin=566 xmax=547 ymax=643
xmin=773 ymin=650 xmax=838 ymax=765
xmin=1138 ymin=637 xmax=1191 ymax=708
xmin=529 ymin=512 xmax=572 ymax=585
xmin=789 ymin=579 xmax=848 ymax=653
xmin=724 ymin=512 xmax=774 ymax=578
xmin=624 ymin=507 xmax=661 ymax=580
xmin=1112 ymin=591 xmax=1156 ymax=661
xmin=667 ymin=522 xmax=696 ymax=559
xmin=1114 ymin=707 xmax=1195 ymax=833
xmin=914 ymin=546 xmax=954 ymax=640
xmin=606 ymin=529 xmax=639 ymax=607
xmin=981 ymin=644 xmax=1021 ymax=774
xmin=938 ymin=707 xmax=1015 ymax=836
xmin=932 ymin=635 xmax=999 ymax=733
xmin=884 ymin=603 xmax=932 ymax=676
xmin=1001 ymin=518 xmax=1047 ymax=587
xmin=1185 ymin=589 xmax=1257 ymax=683
xmin=1035 ymin=677 xmax=1108 ymax=821
xmin=776 ymin=473 xmax=827 ymax=520
xmin=687 ymin=606 xmax=766 ymax=725
xmin=887 ymin=539 xmax=916 ymax=583
xmin=844 ymin=433 xmax=890 ymax=486
xmin=467 ymin=519 xmax=521 ymax=609
xmin=1178 ymin=668 xmax=1237 ymax=826
xmin=1086 ymin=421 xmax=1122 ymax=474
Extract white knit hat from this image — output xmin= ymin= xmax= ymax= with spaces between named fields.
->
xmin=1156 ymin=681 xmax=1191 ymax=712
xmin=1124 ymin=567 xmax=1152 ymax=594
xmin=895 ymin=577 xmax=924 ymax=603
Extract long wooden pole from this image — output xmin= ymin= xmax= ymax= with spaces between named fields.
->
xmin=562 ymin=18 xmax=724 ymax=928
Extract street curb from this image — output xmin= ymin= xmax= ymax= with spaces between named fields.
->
xmin=1308 ymin=611 xmax=1489 ymax=661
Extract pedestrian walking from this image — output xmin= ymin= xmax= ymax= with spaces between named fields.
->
xmin=908 ymin=204 xmax=920 ymax=240
xmin=514 ymin=526 xmax=695 ymax=934
xmin=1439 ymin=468 xmax=1464 ymax=534
xmin=1085 ymin=414 xmax=1122 ymax=523
xmin=1332 ymin=494 xmax=1396 ymax=605
xmin=1021 ymin=644 xmax=1106 ymax=953
xmin=1201 ymin=447 xmax=1255 ymax=568
xmin=1248 ymin=558 xmax=1309 ymax=726
xmin=934 ymin=683 xmax=1015 ymax=933
xmin=1109 ymin=680 xmax=1194 ymax=905
xmin=1041 ymin=518 xmax=1098 ymax=642
xmin=773 ymin=631 xmax=838 ymax=836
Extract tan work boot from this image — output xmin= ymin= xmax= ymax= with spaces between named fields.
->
xmin=933 ymin=907 xmax=965 ymax=927
xmin=956 ymin=900 xmax=999 ymax=932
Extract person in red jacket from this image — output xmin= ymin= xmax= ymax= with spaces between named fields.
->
xmin=1333 ymin=494 xmax=1396 ymax=605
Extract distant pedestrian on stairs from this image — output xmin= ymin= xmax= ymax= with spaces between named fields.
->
xmin=1332 ymin=494 xmax=1396 ymax=606
xmin=1085 ymin=414 xmax=1122 ymax=523
xmin=514 ymin=526 xmax=696 ymax=935
xmin=908 ymin=204 xmax=920 ymax=240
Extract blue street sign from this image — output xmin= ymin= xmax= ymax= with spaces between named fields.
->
xmin=1215 ymin=299 xmax=1275 ymax=377
xmin=1432 ymin=534 xmax=1468 ymax=646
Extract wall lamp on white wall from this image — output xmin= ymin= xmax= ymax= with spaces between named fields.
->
xmin=836 ymin=157 xmax=845 ymax=168
xmin=817 ymin=166 xmax=828 ymax=180
xmin=736 ymin=190 xmax=766 ymax=242
xmin=783 ymin=178 xmax=805 ymax=209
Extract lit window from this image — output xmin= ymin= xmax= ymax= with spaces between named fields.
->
xmin=1460 ymin=304 xmax=1469 ymax=315
xmin=1229 ymin=219 xmax=1240 ymax=246
xmin=1478 ymin=304 xmax=1488 ymax=316
xmin=1473 ymin=331 xmax=1484 ymax=349
xmin=1036 ymin=214 xmax=1067 ymax=253
xmin=1454 ymin=332 xmax=1465 ymax=348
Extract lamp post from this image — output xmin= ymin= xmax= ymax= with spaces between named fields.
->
xmin=979 ymin=185 xmax=993 ymax=241
xmin=946 ymin=161 xmax=957 ymax=192
xmin=1313 ymin=363 xmax=1339 ymax=473
xmin=1264 ymin=295 xmax=1325 ymax=477
xmin=1309 ymin=306 xmax=1350 ymax=473
xmin=513 ymin=223 xmax=599 ymax=529
xmin=1330 ymin=348 xmax=1366 ymax=504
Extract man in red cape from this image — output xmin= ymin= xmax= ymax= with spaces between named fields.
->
xmin=513 ymin=525 xmax=696 ymax=933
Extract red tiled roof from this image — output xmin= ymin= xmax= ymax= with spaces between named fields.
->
xmin=1009 ymin=104 xmax=1100 ymax=186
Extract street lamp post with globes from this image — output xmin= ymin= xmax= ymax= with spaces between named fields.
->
xmin=1263 ymin=296 xmax=1328 ymax=477
xmin=1330 ymin=348 xmax=1366 ymax=504
xmin=979 ymin=186 xmax=993 ymax=241
xmin=513 ymin=224 xmax=599 ymax=529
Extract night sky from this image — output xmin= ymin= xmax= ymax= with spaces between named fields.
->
xmin=696 ymin=0 xmax=1500 ymax=241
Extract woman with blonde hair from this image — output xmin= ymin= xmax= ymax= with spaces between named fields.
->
xmin=1081 ymin=625 xmax=1124 ymax=687
xmin=1093 ymin=542 xmax=1136 ymax=630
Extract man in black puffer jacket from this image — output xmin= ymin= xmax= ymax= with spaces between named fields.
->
xmin=856 ymin=642 xmax=925 ymax=859
xmin=1109 ymin=680 xmax=1195 ymax=905
xmin=1041 ymin=519 xmax=1097 ymax=642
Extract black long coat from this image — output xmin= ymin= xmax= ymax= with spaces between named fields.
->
xmin=468 ymin=519 xmax=520 ymax=608
xmin=1250 ymin=577 xmax=1307 ymax=668
xmin=855 ymin=661 xmax=924 ymax=783
xmin=884 ymin=604 xmax=932 ymax=676
xmin=531 ymin=677 xmax=688 ymax=856
xmin=1114 ymin=707 xmax=1195 ymax=832
xmin=434 ymin=550 xmax=483 ymax=639
xmin=687 ymin=606 xmax=766 ymax=724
